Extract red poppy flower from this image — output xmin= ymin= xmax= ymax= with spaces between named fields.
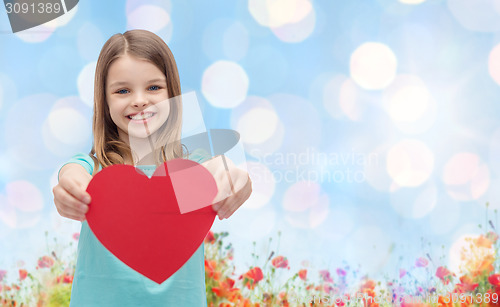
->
xmin=360 ymin=279 xmax=376 ymax=291
xmin=436 ymin=266 xmax=453 ymax=285
xmin=455 ymin=275 xmax=479 ymax=293
xmin=489 ymin=274 xmax=500 ymax=287
xmin=204 ymin=259 xmax=220 ymax=280
xmin=204 ymin=231 xmax=215 ymax=244
xmin=475 ymin=235 xmax=493 ymax=248
xmin=298 ymin=269 xmax=307 ymax=281
xmin=319 ymin=270 xmax=333 ymax=283
xmin=18 ymin=269 xmax=27 ymax=281
xmin=37 ymin=255 xmax=54 ymax=268
xmin=271 ymin=256 xmax=288 ymax=269
xmin=240 ymin=267 xmax=263 ymax=289
xmin=211 ymin=277 xmax=240 ymax=301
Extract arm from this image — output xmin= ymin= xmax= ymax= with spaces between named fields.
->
xmin=53 ymin=163 xmax=93 ymax=221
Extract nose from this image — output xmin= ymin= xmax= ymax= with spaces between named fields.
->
xmin=133 ymin=92 xmax=149 ymax=108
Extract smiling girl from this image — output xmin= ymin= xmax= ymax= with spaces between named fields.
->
xmin=52 ymin=29 xmax=252 ymax=306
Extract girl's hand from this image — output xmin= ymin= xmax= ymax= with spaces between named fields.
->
xmin=202 ymin=156 xmax=252 ymax=220
xmin=53 ymin=164 xmax=93 ymax=221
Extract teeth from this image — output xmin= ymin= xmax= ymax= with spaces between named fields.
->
xmin=129 ymin=113 xmax=154 ymax=120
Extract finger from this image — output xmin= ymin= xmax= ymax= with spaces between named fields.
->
xmin=54 ymin=199 xmax=86 ymax=221
xmin=219 ymin=182 xmax=251 ymax=219
xmin=213 ymin=199 xmax=229 ymax=220
xmin=62 ymin=179 xmax=91 ymax=204
xmin=56 ymin=187 xmax=89 ymax=216
xmin=212 ymin=202 xmax=222 ymax=211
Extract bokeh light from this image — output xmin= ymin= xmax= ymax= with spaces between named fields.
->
xmin=283 ymin=181 xmax=319 ymax=212
xmin=448 ymin=232 xmax=493 ymax=274
xmin=0 ymin=194 xmax=16 ymax=228
xmin=244 ymin=162 xmax=275 ymax=209
xmin=350 ymin=42 xmax=398 ymax=90
xmin=127 ymin=5 xmax=171 ymax=33
xmin=283 ymin=181 xmax=329 ymax=229
xmin=248 ymin=0 xmax=316 ymax=42
xmin=45 ymin=3 xmax=78 ymax=28
xmin=203 ymin=20 xmax=250 ymax=62
xmin=448 ymin=234 xmax=473 ymax=274
xmin=442 ymin=153 xmax=490 ymax=201
xmin=6 ymin=180 xmax=43 ymax=212
xmin=236 ymin=108 xmax=279 ymax=144
xmin=42 ymin=96 xmax=92 ymax=158
xmin=77 ymin=62 xmax=97 ymax=107
xmin=382 ymin=74 xmax=437 ymax=134
xmin=15 ymin=24 xmax=54 ymax=43
xmin=248 ymin=0 xmax=312 ymax=28
xmin=339 ymin=78 xmax=365 ymax=121
xmin=202 ymin=61 xmax=249 ymax=108
xmin=230 ymin=96 xmax=284 ymax=157
xmin=447 ymin=0 xmax=500 ymax=32
xmin=47 ymin=104 xmax=90 ymax=145
xmin=126 ymin=0 xmax=171 ymax=15
xmin=270 ymin=5 xmax=316 ymax=43
xmin=386 ymin=139 xmax=434 ymax=187
xmin=0 ymin=181 xmax=43 ymax=229
xmin=383 ymin=75 xmax=429 ymax=122
xmin=488 ymin=43 xmax=500 ymax=87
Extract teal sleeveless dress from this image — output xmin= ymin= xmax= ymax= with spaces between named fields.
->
xmin=59 ymin=151 xmax=210 ymax=306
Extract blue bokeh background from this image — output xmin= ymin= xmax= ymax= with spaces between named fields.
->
xmin=1 ymin=0 xmax=500 ymax=283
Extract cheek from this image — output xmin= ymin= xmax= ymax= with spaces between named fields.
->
xmin=157 ymin=102 xmax=170 ymax=122
xmin=107 ymin=99 xmax=124 ymax=116
xmin=107 ymin=104 xmax=124 ymax=126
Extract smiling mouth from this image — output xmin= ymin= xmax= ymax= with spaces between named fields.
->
xmin=127 ymin=112 xmax=156 ymax=120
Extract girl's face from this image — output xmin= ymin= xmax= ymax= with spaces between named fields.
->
xmin=106 ymin=54 xmax=170 ymax=143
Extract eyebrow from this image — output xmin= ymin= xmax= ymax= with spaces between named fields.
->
xmin=108 ymin=78 xmax=167 ymax=88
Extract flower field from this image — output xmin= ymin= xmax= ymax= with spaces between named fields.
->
xmin=2 ymin=213 xmax=500 ymax=307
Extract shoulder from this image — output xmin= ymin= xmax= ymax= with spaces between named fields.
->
xmin=59 ymin=153 xmax=99 ymax=177
xmin=187 ymin=148 xmax=211 ymax=164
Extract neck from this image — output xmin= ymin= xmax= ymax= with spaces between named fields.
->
xmin=125 ymin=135 xmax=157 ymax=165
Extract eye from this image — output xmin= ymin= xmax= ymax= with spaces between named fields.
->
xmin=148 ymin=85 xmax=160 ymax=91
xmin=116 ymin=89 xmax=129 ymax=94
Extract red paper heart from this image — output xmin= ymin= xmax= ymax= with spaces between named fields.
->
xmin=85 ymin=159 xmax=218 ymax=284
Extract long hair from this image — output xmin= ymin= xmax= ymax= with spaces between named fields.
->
xmin=89 ymin=30 xmax=184 ymax=175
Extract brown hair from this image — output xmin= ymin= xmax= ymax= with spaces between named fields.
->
xmin=89 ymin=29 xmax=184 ymax=175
